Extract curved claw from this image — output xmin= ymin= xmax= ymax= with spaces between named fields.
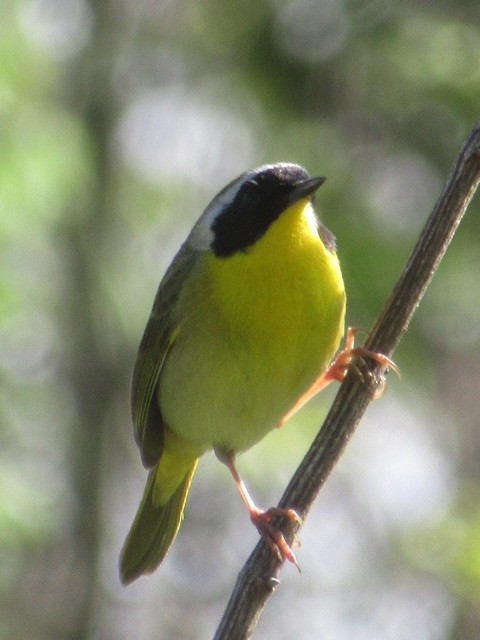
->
xmin=250 ymin=507 xmax=301 ymax=571
xmin=278 ymin=327 xmax=400 ymax=427
xmin=216 ymin=451 xmax=302 ymax=570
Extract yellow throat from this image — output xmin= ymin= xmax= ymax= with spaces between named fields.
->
xmin=159 ymin=196 xmax=346 ymax=453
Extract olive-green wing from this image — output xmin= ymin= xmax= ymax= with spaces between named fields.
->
xmin=131 ymin=244 xmax=199 ymax=468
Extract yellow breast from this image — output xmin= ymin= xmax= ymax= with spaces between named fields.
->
xmin=159 ymin=198 xmax=346 ymax=452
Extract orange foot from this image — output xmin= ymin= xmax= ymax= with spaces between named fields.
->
xmin=324 ymin=327 xmax=399 ymax=388
xmin=215 ymin=450 xmax=302 ymax=569
xmin=249 ymin=506 xmax=302 ymax=569
xmin=279 ymin=327 xmax=399 ymax=427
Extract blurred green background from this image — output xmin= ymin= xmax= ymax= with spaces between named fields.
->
xmin=1 ymin=0 xmax=479 ymax=638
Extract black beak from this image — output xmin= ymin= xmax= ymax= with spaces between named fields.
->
xmin=285 ymin=176 xmax=326 ymax=206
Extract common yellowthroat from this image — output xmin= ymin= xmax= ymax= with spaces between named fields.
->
xmin=120 ymin=163 xmax=348 ymax=585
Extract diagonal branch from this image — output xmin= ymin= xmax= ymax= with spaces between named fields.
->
xmin=213 ymin=120 xmax=480 ymax=640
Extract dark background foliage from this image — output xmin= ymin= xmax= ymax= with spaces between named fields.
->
xmin=1 ymin=1 xmax=479 ymax=638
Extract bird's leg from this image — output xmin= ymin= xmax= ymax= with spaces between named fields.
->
xmin=215 ymin=449 xmax=301 ymax=569
xmin=278 ymin=327 xmax=399 ymax=427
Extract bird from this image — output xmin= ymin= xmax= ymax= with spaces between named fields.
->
xmin=120 ymin=162 xmax=356 ymax=585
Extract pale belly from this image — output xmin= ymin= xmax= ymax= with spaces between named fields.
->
xmin=158 ymin=273 xmax=345 ymax=453
xmin=159 ymin=199 xmax=346 ymax=453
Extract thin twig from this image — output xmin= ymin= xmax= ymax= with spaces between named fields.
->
xmin=213 ymin=121 xmax=480 ymax=640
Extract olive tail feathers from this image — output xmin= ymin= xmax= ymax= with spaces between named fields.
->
xmin=120 ymin=460 xmax=198 ymax=585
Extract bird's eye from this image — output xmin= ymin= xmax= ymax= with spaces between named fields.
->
xmin=238 ymin=183 xmax=260 ymax=210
